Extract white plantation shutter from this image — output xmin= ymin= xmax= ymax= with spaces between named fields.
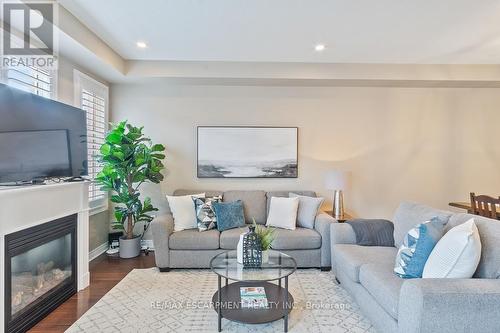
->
xmin=82 ymin=89 xmax=106 ymax=202
xmin=74 ymin=70 xmax=109 ymax=212
xmin=4 ymin=66 xmax=55 ymax=99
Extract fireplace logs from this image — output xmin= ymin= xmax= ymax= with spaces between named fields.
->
xmin=11 ymin=261 xmax=71 ymax=314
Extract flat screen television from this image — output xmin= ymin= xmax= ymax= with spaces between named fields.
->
xmin=0 ymin=83 xmax=88 ymax=184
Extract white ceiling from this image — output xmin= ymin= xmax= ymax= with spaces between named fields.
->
xmin=59 ymin=0 xmax=500 ymax=64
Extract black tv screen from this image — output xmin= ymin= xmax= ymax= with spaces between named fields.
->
xmin=0 ymin=83 xmax=88 ymax=183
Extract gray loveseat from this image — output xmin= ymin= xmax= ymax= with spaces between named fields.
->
xmin=152 ymin=189 xmax=336 ymax=271
xmin=331 ymin=201 xmax=500 ymax=333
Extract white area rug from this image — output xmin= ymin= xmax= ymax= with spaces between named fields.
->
xmin=67 ymin=268 xmax=376 ymax=333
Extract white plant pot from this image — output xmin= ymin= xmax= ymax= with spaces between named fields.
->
xmin=262 ymin=250 xmax=269 ymax=264
xmin=119 ymin=235 xmax=141 ymax=258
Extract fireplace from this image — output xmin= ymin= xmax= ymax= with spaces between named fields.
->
xmin=4 ymin=214 xmax=77 ymax=333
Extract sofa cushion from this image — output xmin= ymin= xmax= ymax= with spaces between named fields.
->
xmin=423 ymin=218 xmax=481 ymax=278
xmin=359 ymin=262 xmax=404 ymax=319
xmin=447 ymin=213 xmax=500 ymax=278
xmin=167 ymin=193 xmax=205 ymax=232
xmin=213 ymin=200 xmax=246 ymax=231
xmin=167 ymin=190 xmax=223 ymax=214
xmin=289 ymin=193 xmax=324 ymax=229
xmin=169 ymin=229 xmax=220 ymax=250
xmin=193 ymin=196 xmax=221 ymax=231
xmin=224 ymin=190 xmax=266 ymax=224
xmin=393 ymin=201 xmax=453 ymax=248
xmin=332 ymin=244 xmax=398 ymax=282
xmin=220 ymin=226 xmax=249 ymax=249
xmin=271 ymin=228 xmax=321 ymax=250
xmin=220 ymin=226 xmax=320 ymax=250
xmin=266 ymin=191 xmax=316 ymax=216
xmin=266 ymin=197 xmax=300 ymax=230
xmin=394 ymin=217 xmax=447 ymax=279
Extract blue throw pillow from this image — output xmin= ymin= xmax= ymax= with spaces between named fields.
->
xmin=213 ymin=200 xmax=246 ymax=232
xmin=394 ymin=217 xmax=447 ymax=278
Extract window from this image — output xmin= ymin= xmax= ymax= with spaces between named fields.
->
xmin=74 ymin=70 xmax=109 ymax=213
xmin=2 ymin=66 xmax=56 ymax=99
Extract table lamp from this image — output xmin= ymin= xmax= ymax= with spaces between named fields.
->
xmin=325 ymin=170 xmax=348 ymax=219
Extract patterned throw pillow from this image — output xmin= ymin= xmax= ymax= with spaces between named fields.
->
xmin=394 ymin=217 xmax=448 ymax=279
xmin=193 ymin=196 xmax=222 ymax=231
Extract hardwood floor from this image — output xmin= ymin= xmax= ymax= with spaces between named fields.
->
xmin=29 ymin=253 xmax=156 ymax=332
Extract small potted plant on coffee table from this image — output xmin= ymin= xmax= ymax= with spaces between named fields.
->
xmin=253 ymin=219 xmax=276 ymax=263
xmin=96 ymin=121 xmax=165 ymax=258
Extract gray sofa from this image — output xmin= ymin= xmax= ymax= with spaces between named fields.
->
xmin=331 ymin=201 xmax=500 ymax=333
xmin=152 ymin=189 xmax=336 ymax=271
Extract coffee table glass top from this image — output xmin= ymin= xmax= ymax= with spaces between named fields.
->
xmin=210 ymin=250 xmax=297 ymax=282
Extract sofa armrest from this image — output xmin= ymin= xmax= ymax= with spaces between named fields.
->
xmin=314 ymin=212 xmax=338 ymax=268
xmin=151 ymin=213 xmax=174 ymax=270
xmin=330 ymin=223 xmax=357 ymax=245
xmin=399 ymin=278 xmax=500 ymax=333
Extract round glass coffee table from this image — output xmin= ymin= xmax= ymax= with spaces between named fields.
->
xmin=210 ymin=250 xmax=297 ymax=332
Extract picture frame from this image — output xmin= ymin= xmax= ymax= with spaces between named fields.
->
xmin=197 ymin=126 xmax=298 ymax=178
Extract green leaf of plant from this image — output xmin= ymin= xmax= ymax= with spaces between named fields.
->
xmin=100 ymin=143 xmax=111 ymax=155
xmin=151 ymin=144 xmax=165 ymax=152
xmin=106 ymin=132 xmax=122 ymax=144
xmin=111 ymin=223 xmax=125 ymax=230
xmin=112 ymin=151 xmax=125 ymax=160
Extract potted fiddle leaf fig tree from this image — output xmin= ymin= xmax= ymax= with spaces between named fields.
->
xmin=96 ymin=121 xmax=165 ymax=258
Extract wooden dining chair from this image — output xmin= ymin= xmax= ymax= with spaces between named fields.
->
xmin=470 ymin=192 xmax=500 ymax=219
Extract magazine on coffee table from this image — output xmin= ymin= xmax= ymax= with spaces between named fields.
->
xmin=240 ymin=286 xmax=268 ymax=309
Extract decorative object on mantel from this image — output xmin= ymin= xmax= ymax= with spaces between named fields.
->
xmin=242 ymin=225 xmax=262 ymax=267
xmin=325 ymin=170 xmax=348 ymax=220
xmin=253 ymin=219 xmax=276 ymax=264
xmin=197 ymin=126 xmax=298 ymax=178
xmin=96 ymin=121 xmax=165 ymax=258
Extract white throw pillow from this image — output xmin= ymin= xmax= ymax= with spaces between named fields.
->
xmin=266 ymin=197 xmax=299 ymax=230
xmin=166 ymin=193 xmax=205 ymax=232
xmin=289 ymin=193 xmax=324 ymax=229
xmin=423 ymin=218 xmax=481 ymax=278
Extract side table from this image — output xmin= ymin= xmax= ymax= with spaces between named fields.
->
xmin=325 ymin=211 xmax=353 ymax=223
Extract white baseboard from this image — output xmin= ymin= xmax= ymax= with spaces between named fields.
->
xmin=78 ymin=272 xmax=90 ymax=291
xmin=89 ymin=242 xmax=108 ymax=261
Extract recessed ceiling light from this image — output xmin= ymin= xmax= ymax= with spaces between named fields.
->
xmin=136 ymin=41 xmax=147 ymax=48
xmin=315 ymin=44 xmax=326 ymax=52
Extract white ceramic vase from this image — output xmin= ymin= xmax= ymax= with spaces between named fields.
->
xmin=237 ymin=233 xmax=245 ymax=264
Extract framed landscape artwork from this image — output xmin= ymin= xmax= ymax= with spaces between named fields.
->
xmin=197 ymin=126 xmax=298 ymax=178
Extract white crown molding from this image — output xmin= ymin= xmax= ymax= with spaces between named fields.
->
xmin=120 ymin=61 xmax=500 ymax=87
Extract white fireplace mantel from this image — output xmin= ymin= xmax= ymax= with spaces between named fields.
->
xmin=0 ymin=182 xmax=90 ymax=330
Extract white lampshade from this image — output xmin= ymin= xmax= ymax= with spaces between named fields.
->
xmin=325 ymin=170 xmax=348 ymax=191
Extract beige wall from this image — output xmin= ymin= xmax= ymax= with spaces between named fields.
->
xmin=57 ymin=56 xmax=109 ymax=105
xmin=111 ymin=82 xmax=500 ymax=238
xmin=88 ymin=210 xmax=110 ymax=251
xmin=57 ymin=56 xmax=110 ymax=252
